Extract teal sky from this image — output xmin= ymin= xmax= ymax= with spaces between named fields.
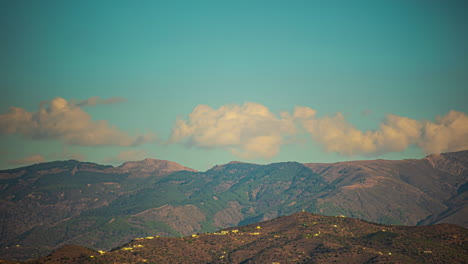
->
xmin=1 ymin=0 xmax=467 ymax=171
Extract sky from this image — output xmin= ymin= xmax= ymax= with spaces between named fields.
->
xmin=1 ymin=0 xmax=467 ymax=171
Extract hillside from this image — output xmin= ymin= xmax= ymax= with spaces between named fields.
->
xmin=0 ymin=151 xmax=467 ymax=260
xmin=15 ymin=212 xmax=468 ymax=263
xmin=0 ymin=159 xmax=197 ymax=260
xmin=304 ymin=150 xmax=468 ymax=226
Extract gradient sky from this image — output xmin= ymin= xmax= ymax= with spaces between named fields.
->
xmin=1 ymin=0 xmax=467 ymax=171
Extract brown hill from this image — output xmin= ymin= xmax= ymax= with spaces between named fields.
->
xmin=304 ymin=150 xmax=468 ymax=226
xmin=118 ymin=158 xmax=197 ymax=178
xmin=21 ymin=212 xmax=468 ymax=264
xmin=28 ymin=245 xmax=96 ymax=264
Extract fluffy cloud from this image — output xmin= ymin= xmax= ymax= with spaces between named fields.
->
xmin=8 ymin=154 xmax=46 ymax=165
xmin=104 ymin=149 xmax=148 ymax=163
xmin=298 ymin=110 xmax=422 ymax=155
xmin=170 ymin=103 xmax=468 ymax=159
xmin=419 ymin=110 xmax=468 ymax=154
xmin=170 ymin=102 xmax=296 ymax=159
xmin=0 ymin=97 xmax=155 ymax=146
xmin=297 ymin=107 xmax=468 ymax=156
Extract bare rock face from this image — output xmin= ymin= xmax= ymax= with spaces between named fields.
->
xmin=119 ymin=159 xmax=197 ymax=178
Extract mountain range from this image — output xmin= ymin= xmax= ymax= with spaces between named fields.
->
xmin=1 ymin=150 xmax=467 ymax=260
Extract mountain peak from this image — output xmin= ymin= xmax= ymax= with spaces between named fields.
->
xmin=118 ymin=158 xmax=196 ymax=178
xmin=223 ymin=160 xmax=259 ymax=166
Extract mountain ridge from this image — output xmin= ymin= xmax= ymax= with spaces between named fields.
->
xmin=117 ymin=158 xmax=197 ymax=178
xmin=1 ymin=150 xmax=467 ymax=260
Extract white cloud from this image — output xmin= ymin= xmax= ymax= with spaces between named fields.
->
xmin=4 ymin=99 xmax=465 ymax=161
xmin=299 ymin=111 xmax=422 ymax=155
xmin=296 ymin=107 xmax=468 ymax=156
xmin=9 ymin=154 xmax=46 ymax=165
xmin=104 ymin=149 xmax=147 ymax=163
xmin=419 ymin=110 xmax=468 ymax=154
xmin=0 ymin=97 xmax=155 ymax=146
xmin=169 ymin=102 xmax=296 ymax=159
xmin=170 ymin=103 xmax=468 ymax=158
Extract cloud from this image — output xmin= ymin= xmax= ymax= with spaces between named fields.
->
xmin=104 ymin=149 xmax=147 ymax=163
xmin=296 ymin=107 xmax=468 ymax=156
xmin=170 ymin=103 xmax=468 ymax=158
xmin=361 ymin=109 xmax=372 ymax=116
xmin=169 ymin=102 xmax=296 ymax=159
xmin=73 ymin=96 xmax=126 ymax=107
xmin=9 ymin=154 xmax=46 ymax=165
xmin=0 ymin=97 xmax=155 ymax=146
xmin=299 ymin=111 xmax=422 ymax=155
xmin=419 ymin=110 xmax=468 ymax=154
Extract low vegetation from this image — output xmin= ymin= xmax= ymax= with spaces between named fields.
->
xmin=10 ymin=212 xmax=468 ymax=264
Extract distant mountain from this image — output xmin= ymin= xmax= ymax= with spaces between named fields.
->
xmin=0 ymin=159 xmax=196 ymax=260
xmin=304 ymin=150 xmax=468 ymax=227
xmin=0 ymin=151 xmax=467 ymax=261
xmin=13 ymin=212 xmax=468 ymax=264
